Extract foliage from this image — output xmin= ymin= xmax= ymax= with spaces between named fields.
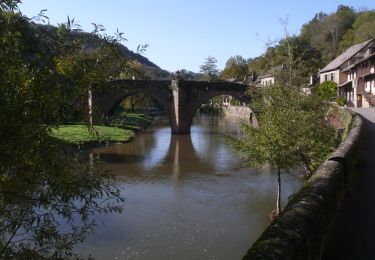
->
xmin=317 ymin=81 xmax=337 ymax=101
xmin=300 ymin=5 xmax=356 ymax=63
xmin=339 ymin=11 xmax=375 ymax=52
xmin=199 ymin=56 xmax=220 ymax=81
xmin=0 ymin=2 xmax=127 ymax=258
xmin=231 ymin=84 xmax=335 ymax=214
xmin=220 ymin=55 xmax=249 ymax=80
xmin=178 ymin=69 xmax=200 ymax=80
xmin=120 ymin=92 xmax=154 ymax=113
xmin=336 ymin=95 xmax=346 ymax=106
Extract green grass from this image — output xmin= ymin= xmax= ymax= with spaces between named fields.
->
xmin=52 ymin=125 xmax=133 ymax=145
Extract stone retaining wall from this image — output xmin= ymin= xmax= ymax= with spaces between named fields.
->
xmin=243 ymin=114 xmax=363 ymax=260
xmin=223 ymin=106 xmax=251 ymax=118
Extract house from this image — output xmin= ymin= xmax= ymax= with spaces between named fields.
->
xmin=258 ymin=74 xmax=275 ymax=86
xmin=257 ymin=64 xmax=285 ymax=86
xmin=319 ymin=39 xmax=375 ymax=107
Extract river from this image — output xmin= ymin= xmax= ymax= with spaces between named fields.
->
xmin=77 ymin=115 xmax=302 ymax=260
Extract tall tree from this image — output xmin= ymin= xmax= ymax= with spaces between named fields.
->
xmin=232 ymin=84 xmax=335 ymax=216
xmin=199 ymin=56 xmax=219 ymax=81
xmin=220 ymin=55 xmax=249 ymax=80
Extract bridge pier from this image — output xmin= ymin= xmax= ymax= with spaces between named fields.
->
xmin=169 ymin=80 xmax=194 ymax=134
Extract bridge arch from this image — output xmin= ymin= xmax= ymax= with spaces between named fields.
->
xmin=93 ymin=80 xmax=172 ymax=121
xmin=93 ymin=79 xmax=253 ymax=134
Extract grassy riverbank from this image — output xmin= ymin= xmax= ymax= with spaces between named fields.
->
xmin=52 ymin=125 xmax=134 ymax=145
xmin=52 ymin=113 xmax=153 ymax=146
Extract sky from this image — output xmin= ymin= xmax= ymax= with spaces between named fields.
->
xmin=20 ymin=0 xmax=374 ymax=73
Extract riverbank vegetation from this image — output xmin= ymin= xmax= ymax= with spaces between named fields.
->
xmin=0 ymin=1 xmax=140 ymax=257
xmin=52 ymin=111 xmax=152 ymax=147
xmin=52 ymin=125 xmax=134 ymax=145
xmin=232 ymin=84 xmax=336 ymax=216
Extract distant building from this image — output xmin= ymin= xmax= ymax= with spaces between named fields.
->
xmin=319 ymin=38 xmax=375 ymax=107
xmin=258 ymin=74 xmax=276 ymax=86
xmin=257 ymin=64 xmax=286 ymax=87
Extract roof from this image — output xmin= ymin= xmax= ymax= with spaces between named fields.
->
xmin=258 ymin=74 xmax=273 ymax=79
xmin=258 ymin=64 xmax=286 ymax=79
xmin=320 ymin=39 xmax=374 ymax=73
xmin=342 ymin=52 xmax=375 ymax=72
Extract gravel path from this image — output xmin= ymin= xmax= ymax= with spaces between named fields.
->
xmin=322 ymin=108 xmax=375 ymax=259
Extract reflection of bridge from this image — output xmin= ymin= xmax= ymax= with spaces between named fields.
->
xmin=94 ymin=129 xmax=219 ymax=180
xmin=93 ymin=79 xmax=253 ymax=134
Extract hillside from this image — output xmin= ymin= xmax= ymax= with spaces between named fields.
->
xmin=35 ymin=23 xmax=170 ymax=80
xmin=221 ymin=5 xmax=375 ymax=84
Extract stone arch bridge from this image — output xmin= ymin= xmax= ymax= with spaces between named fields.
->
xmin=93 ymin=79 xmax=254 ymax=134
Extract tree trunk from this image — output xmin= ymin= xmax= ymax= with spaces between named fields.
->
xmin=299 ymin=153 xmax=312 ymax=178
xmin=131 ymin=96 xmax=135 ymax=113
xmin=303 ymin=162 xmax=313 ymax=178
xmin=277 ymin=168 xmax=282 ymax=215
xmin=88 ymin=86 xmax=93 ymax=126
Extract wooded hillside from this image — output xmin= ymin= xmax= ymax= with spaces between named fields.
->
xmin=221 ymin=5 xmax=375 ymax=84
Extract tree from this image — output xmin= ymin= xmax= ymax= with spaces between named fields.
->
xmin=317 ymin=81 xmax=337 ymax=101
xmin=199 ymin=56 xmax=219 ymax=81
xmin=0 ymin=2 xmax=125 ymax=258
xmin=55 ymin=21 xmax=131 ymax=125
xmin=339 ymin=11 xmax=375 ymax=51
xmin=220 ymin=55 xmax=249 ymax=80
xmin=232 ymin=84 xmax=335 ymax=216
xmin=300 ymin=5 xmax=356 ymax=63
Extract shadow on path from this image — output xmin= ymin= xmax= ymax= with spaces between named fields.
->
xmin=323 ymin=108 xmax=375 ymax=260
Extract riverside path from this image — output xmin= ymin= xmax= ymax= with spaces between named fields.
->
xmin=323 ymin=108 xmax=375 ymax=259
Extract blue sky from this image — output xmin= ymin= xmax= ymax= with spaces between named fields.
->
xmin=20 ymin=0 xmax=374 ymax=72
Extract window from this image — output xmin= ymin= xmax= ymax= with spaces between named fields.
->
xmin=324 ymin=74 xmax=328 ymax=81
xmin=331 ymin=73 xmax=335 ymax=82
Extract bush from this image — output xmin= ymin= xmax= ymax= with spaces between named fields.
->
xmin=317 ymin=81 xmax=338 ymax=101
xmin=336 ymin=96 xmax=346 ymax=106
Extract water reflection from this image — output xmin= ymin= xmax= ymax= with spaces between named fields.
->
xmin=78 ymin=115 xmax=302 ymax=260
xmin=0 ymin=145 xmax=124 ymax=259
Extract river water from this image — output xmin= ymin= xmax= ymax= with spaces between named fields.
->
xmin=78 ymin=115 xmax=302 ymax=260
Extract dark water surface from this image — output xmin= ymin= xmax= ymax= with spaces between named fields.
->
xmin=78 ymin=116 xmax=302 ymax=260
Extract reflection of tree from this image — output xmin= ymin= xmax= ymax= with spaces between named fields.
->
xmin=0 ymin=141 xmax=124 ymax=259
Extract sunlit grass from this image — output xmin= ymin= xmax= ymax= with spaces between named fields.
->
xmin=52 ymin=125 xmax=133 ymax=144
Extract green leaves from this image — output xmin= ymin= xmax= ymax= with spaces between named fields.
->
xmin=220 ymin=55 xmax=249 ymax=80
xmin=199 ymin=56 xmax=219 ymax=81
xmin=233 ymin=84 xmax=335 ymax=175
xmin=0 ymin=2 xmax=128 ymax=258
xmin=317 ymin=81 xmax=337 ymax=101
